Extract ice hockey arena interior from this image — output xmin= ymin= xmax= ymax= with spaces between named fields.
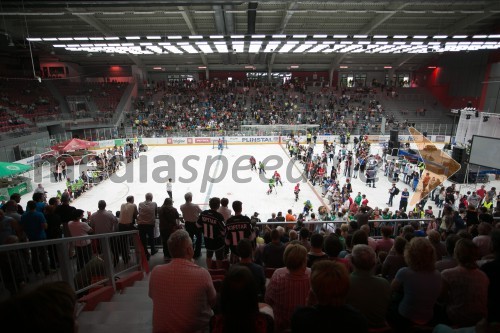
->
xmin=1 ymin=1 xmax=500 ymax=332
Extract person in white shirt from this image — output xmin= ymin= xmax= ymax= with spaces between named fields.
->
xmin=137 ymin=193 xmax=158 ymax=259
xmin=166 ymin=178 xmax=173 ymax=199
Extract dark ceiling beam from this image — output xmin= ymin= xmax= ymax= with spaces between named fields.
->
xmin=178 ymin=5 xmax=207 ymax=67
xmin=212 ymin=5 xmax=228 ymax=65
xmin=247 ymin=2 xmax=257 ymax=35
xmin=393 ymin=2 xmax=500 ymax=70
xmin=269 ymin=2 xmax=297 ymax=71
xmin=223 ymin=4 xmax=238 ymax=65
xmin=247 ymin=2 xmax=258 ymax=66
xmin=68 ymin=8 xmax=144 ymax=68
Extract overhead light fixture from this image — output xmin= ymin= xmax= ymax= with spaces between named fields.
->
xmin=453 ymin=35 xmax=468 ymax=39
xmin=290 ymin=65 xmax=299 ymax=69
xmin=413 ymin=35 xmax=428 ymax=39
xmin=125 ymin=36 xmax=141 ymax=40
xmin=252 ymin=35 xmax=266 ymax=38
xmin=105 ymin=37 xmax=120 ymax=40
xmin=210 ymin=35 xmax=224 ymax=39
xmin=167 ymin=36 xmax=182 ymax=39
xmin=333 ymin=34 xmax=348 ymax=38
xmin=230 ymin=35 xmax=245 ymax=38
xmin=313 ymin=34 xmax=327 ymax=38
xmin=188 ymin=35 xmax=203 ymax=39
xmin=373 ymin=35 xmax=388 ymax=39
xmin=427 ymin=66 xmax=437 ymax=69
xmin=244 ymin=65 xmax=255 ymax=69
xmin=433 ymin=35 xmax=448 ymax=39
xmin=293 ymin=34 xmax=307 ymax=38
xmin=393 ymin=35 xmax=408 ymax=38
xmin=153 ymin=66 xmax=162 ymax=70
xmin=198 ymin=66 xmax=207 ymax=69
xmin=353 ymin=35 xmax=368 ymax=38
xmin=272 ymin=34 xmax=286 ymax=38
xmin=146 ymin=36 xmax=161 ymax=40
xmin=384 ymin=66 xmax=392 ymax=69
xmin=339 ymin=65 xmax=348 ymax=69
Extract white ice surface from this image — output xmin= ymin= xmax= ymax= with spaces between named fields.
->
xmin=23 ymin=142 xmax=500 ymax=220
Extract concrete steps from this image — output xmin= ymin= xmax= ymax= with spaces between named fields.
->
xmin=78 ymin=279 xmax=152 ymax=333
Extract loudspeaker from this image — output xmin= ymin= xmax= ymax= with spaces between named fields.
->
xmin=452 ymin=146 xmax=466 ymax=164
xmin=390 ymin=129 xmax=399 ymax=143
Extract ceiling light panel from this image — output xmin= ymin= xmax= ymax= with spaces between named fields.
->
xmin=214 ymin=42 xmax=229 ymax=53
xmin=197 ymin=44 xmax=214 ymax=53
xmin=249 ymin=41 xmax=262 ymax=53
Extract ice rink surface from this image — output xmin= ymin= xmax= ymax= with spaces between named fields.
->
xmin=26 ymin=141 xmax=499 ymax=220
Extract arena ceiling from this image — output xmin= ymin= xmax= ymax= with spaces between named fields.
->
xmin=1 ymin=0 xmax=500 ymax=72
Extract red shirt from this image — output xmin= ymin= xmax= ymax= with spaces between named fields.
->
xmin=362 ymin=199 xmax=369 ymax=206
xmin=476 ymin=188 xmax=486 ymax=199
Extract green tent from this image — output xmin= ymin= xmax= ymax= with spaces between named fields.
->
xmin=0 ymin=162 xmax=32 ymax=178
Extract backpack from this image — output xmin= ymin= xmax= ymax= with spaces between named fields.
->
xmin=394 ymin=187 xmax=400 ymax=195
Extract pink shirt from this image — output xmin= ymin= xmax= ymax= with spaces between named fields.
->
xmin=265 ymin=267 xmax=311 ymax=332
xmin=149 ymin=259 xmax=216 ymax=333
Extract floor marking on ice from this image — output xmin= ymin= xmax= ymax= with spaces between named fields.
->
xmin=203 ymin=148 xmax=224 ymax=204
xmin=278 ymin=143 xmax=330 ymax=211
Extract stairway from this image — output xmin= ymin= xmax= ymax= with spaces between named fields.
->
xmin=78 ymin=280 xmax=152 ymax=333
xmin=43 ymin=80 xmax=72 ymax=115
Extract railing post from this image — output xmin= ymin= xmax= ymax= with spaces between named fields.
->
xmin=100 ymin=235 xmax=117 ymax=291
xmin=56 ymin=242 xmax=75 ymax=290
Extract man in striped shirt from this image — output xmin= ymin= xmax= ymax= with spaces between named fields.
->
xmin=197 ymin=197 xmax=226 ymax=269
xmin=225 ymin=201 xmax=255 ymax=262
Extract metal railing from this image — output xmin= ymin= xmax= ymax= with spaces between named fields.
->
xmin=0 ymin=230 xmax=143 ymax=299
xmin=256 ymin=218 xmax=434 ymax=237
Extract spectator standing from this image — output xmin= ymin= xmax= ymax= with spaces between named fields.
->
xmin=158 ymin=198 xmax=180 ymax=259
xmin=20 ymin=201 xmax=49 ymax=276
xmin=118 ymin=195 xmax=138 ymax=231
xmin=137 ymin=193 xmax=158 ymax=259
xmin=55 ymin=194 xmax=75 ymax=237
xmin=67 ymin=209 xmax=93 ymax=271
xmin=166 ymin=178 xmax=173 ymax=199
xmin=197 ymin=197 xmax=226 ymax=269
xmin=179 ymin=192 xmax=202 ymax=258
xmin=218 ymin=197 xmax=232 ymax=222
xmin=225 ymin=201 xmax=255 ymax=261
xmin=89 ymin=200 xmax=118 ymax=265
xmin=149 ymin=230 xmax=216 ymax=333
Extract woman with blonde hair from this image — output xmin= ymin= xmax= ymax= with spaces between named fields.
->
xmin=265 ymin=243 xmax=310 ymax=332
xmin=390 ymin=237 xmax=442 ymax=330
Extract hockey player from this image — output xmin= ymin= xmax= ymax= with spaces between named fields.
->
xmin=218 ymin=138 xmax=223 ymax=150
xmin=294 ymin=183 xmax=301 ymax=202
xmin=258 ymin=161 xmax=266 ymax=174
xmin=267 ymin=177 xmax=276 ymax=195
xmin=249 ymin=156 xmax=257 ymax=171
xmin=274 ymin=171 xmax=283 ymax=186
xmin=303 ymin=200 xmax=313 ymax=217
